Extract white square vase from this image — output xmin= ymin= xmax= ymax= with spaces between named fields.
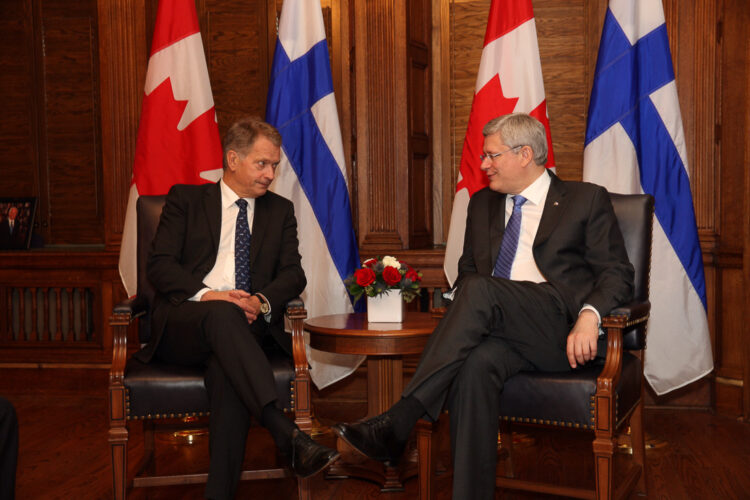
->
xmin=366 ymin=290 xmax=404 ymax=323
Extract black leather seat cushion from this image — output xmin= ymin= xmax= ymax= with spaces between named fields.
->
xmin=124 ymin=351 xmax=295 ymax=419
xmin=498 ymin=352 xmax=642 ymax=429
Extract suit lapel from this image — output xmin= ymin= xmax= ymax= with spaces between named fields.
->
xmin=250 ymin=194 xmax=270 ymax=265
xmin=488 ymin=190 xmax=506 ymax=273
xmin=534 ymin=172 xmax=568 ymax=248
xmin=202 ymin=182 xmax=222 ymax=254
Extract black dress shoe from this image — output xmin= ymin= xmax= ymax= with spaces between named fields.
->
xmin=289 ymin=429 xmax=340 ymax=478
xmin=331 ymin=413 xmax=406 ymax=466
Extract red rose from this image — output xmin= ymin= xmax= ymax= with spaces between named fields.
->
xmin=405 ymin=269 xmax=420 ymax=282
xmin=363 ymin=258 xmax=377 ymax=268
xmin=354 ymin=268 xmax=376 ymax=286
xmin=382 ymin=266 xmax=402 ymax=286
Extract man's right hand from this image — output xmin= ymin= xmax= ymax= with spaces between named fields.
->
xmin=200 ymin=289 xmax=260 ymax=323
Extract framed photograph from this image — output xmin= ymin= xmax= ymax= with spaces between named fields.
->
xmin=0 ymin=197 xmax=38 ymax=250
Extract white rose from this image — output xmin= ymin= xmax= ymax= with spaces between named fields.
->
xmin=382 ymin=255 xmax=400 ymax=269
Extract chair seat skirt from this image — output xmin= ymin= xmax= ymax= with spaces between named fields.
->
xmin=124 ymin=352 xmax=295 ymax=419
xmin=498 ymin=352 xmax=642 ymax=429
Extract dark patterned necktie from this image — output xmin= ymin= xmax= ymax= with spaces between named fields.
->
xmin=493 ymin=195 xmax=527 ymax=279
xmin=235 ymin=198 xmax=252 ymax=292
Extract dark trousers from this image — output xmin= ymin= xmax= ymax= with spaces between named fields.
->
xmin=155 ymin=300 xmax=280 ymax=500
xmin=403 ymin=274 xmax=572 ymax=500
xmin=0 ymin=396 xmax=18 ymax=500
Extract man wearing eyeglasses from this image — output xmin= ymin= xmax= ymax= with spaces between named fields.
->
xmin=333 ymin=113 xmax=634 ymax=499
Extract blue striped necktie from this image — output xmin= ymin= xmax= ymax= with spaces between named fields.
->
xmin=493 ymin=195 xmax=527 ymax=279
xmin=235 ymin=199 xmax=252 ymax=292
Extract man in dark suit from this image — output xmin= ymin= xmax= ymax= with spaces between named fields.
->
xmin=333 ymin=113 xmax=634 ymax=499
xmin=140 ymin=117 xmax=338 ymax=500
xmin=0 ymin=396 xmax=18 ymax=500
xmin=0 ymin=207 xmax=25 ymax=250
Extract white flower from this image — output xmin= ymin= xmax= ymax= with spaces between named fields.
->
xmin=382 ymin=255 xmax=400 ymax=269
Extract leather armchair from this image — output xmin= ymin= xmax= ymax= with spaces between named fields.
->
xmin=108 ymin=195 xmax=313 ymax=499
xmin=416 ymin=193 xmax=654 ymax=500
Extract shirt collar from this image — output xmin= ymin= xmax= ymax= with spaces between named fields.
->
xmin=220 ymin=179 xmax=254 ymax=211
xmin=517 ymin=169 xmax=551 ymax=206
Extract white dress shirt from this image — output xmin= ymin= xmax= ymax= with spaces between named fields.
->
xmin=506 ymin=171 xmax=549 ymax=283
xmin=190 ymin=180 xmax=255 ymax=301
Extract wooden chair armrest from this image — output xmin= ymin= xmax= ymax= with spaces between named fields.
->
xmin=112 ymin=296 xmax=149 ymax=319
xmin=284 ymin=297 xmax=308 ymax=373
xmin=597 ymin=300 xmax=650 ymax=391
xmin=284 ymin=297 xmax=313 ymax=430
xmin=109 ymin=296 xmax=148 ymax=384
xmin=601 ymin=300 xmax=650 ymax=329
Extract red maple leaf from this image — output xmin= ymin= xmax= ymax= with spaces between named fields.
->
xmin=456 ymin=74 xmax=518 ymax=196
xmin=132 ymin=77 xmax=222 ymax=195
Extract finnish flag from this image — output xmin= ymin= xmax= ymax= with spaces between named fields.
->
xmin=583 ymin=0 xmax=713 ymax=395
xmin=266 ymin=0 xmax=363 ymax=389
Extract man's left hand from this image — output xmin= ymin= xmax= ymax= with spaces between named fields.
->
xmin=566 ymin=309 xmax=599 ymax=369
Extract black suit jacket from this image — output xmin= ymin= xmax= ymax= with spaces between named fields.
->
xmin=136 ymin=182 xmax=306 ymax=363
xmin=0 ymin=219 xmax=25 ymax=250
xmin=456 ymin=172 xmax=634 ymax=322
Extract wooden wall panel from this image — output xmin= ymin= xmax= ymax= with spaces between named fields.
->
xmin=449 ymin=0 xmax=486 ymax=193
xmin=715 ymin=0 xmax=750 ymax=417
xmin=744 ymin=19 xmax=750 ymax=421
xmin=0 ymin=0 xmax=103 ymax=245
xmin=354 ymin=0 xmax=409 ymax=251
xmin=535 ymin=1 xmax=586 ymax=179
xmin=0 ymin=1 xmax=38 ymax=200
xmin=407 ymin=0 xmax=433 ymax=248
xmin=40 ymin=0 xmax=103 ymax=244
xmin=98 ymin=0 xmax=146 ymax=250
xmin=201 ymin=0 xmax=272 ymax=136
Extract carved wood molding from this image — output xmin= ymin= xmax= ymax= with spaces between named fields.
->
xmin=354 ymin=0 xmax=409 ymax=252
xmin=97 ymin=0 xmax=147 ymax=250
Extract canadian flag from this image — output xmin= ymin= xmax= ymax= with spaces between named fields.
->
xmin=443 ymin=0 xmax=555 ymax=285
xmin=118 ymin=0 xmax=223 ymax=297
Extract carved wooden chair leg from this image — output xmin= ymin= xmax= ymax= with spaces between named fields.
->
xmin=109 ymin=426 xmax=128 ymax=500
xmin=297 ymin=476 xmax=311 ymax=500
xmin=630 ymin=399 xmax=647 ymax=494
xmin=499 ymin=421 xmax=515 ymax=479
xmin=135 ymin=420 xmax=156 ymax=476
xmin=593 ymin=431 xmax=616 ymax=500
xmin=416 ymin=418 xmax=439 ymax=500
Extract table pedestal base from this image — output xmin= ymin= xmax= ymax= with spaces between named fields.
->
xmin=304 ymin=313 xmax=440 ymax=492
xmin=327 ymin=440 xmax=417 ymax=492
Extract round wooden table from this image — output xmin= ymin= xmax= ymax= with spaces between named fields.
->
xmin=305 ymin=312 xmax=440 ymax=491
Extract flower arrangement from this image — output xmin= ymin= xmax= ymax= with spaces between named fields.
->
xmin=345 ymin=255 xmax=422 ymax=304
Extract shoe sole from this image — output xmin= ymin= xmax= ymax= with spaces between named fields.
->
xmin=296 ymin=451 xmax=340 ymax=479
xmin=331 ymin=424 xmax=399 ymax=467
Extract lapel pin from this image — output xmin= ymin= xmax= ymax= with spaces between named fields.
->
xmin=553 ymin=201 xmax=559 ymax=206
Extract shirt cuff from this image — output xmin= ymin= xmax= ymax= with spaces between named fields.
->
xmin=190 ymin=287 xmax=212 ymax=302
xmin=579 ymin=304 xmax=605 ymax=336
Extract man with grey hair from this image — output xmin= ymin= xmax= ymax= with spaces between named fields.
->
xmin=334 ymin=113 xmax=634 ymax=499
xmin=140 ymin=116 xmax=339 ymax=499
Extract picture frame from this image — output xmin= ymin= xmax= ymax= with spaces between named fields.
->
xmin=0 ymin=197 xmax=38 ymax=250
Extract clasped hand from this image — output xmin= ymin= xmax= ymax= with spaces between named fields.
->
xmin=200 ymin=289 xmax=262 ymax=324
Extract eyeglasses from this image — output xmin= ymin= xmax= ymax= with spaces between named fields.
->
xmin=479 ymin=145 xmax=522 ymax=162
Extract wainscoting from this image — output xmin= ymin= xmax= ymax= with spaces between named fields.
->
xmin=0 ymin=250 xmax=124 ymax=366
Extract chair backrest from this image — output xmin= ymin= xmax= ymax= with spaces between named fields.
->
xmin=609 ymin=193 xmax=654 ymax=350
xmin=135 ymin=194 xmax=167 ymax=344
